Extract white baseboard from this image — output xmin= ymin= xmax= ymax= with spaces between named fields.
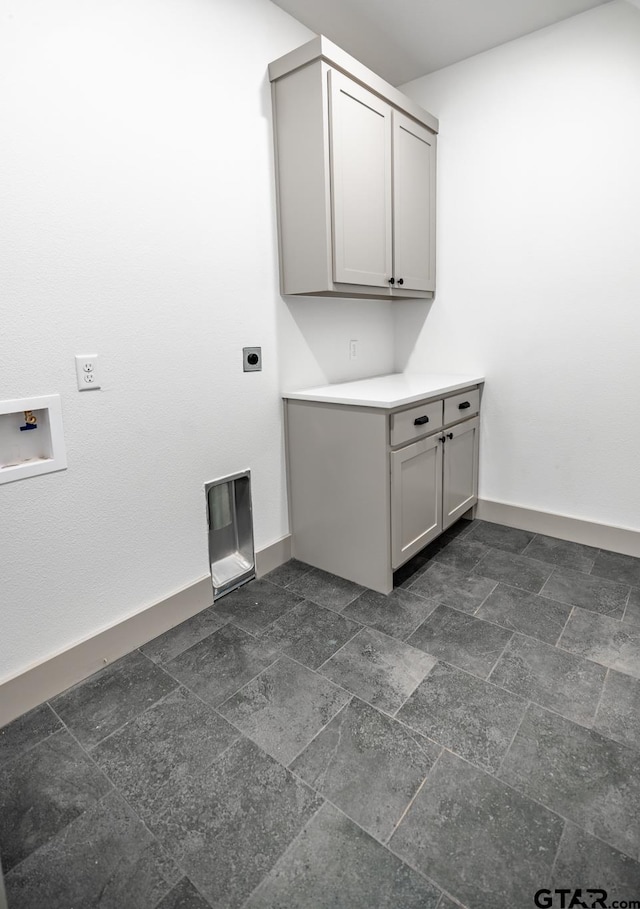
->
xmin=0 ymin=535 xmax=292 ymax=728
xmin=476 ymin=499 xmax=640 ymax=557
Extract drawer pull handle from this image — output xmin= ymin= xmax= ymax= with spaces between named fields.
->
xmin=458 ymin=401 xmax=471 ymax=410
xmin=414 ymin=415 xmax=429 ymax=425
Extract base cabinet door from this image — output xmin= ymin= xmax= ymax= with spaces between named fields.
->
xmin=442 ymin=417 xmax=479 ymax=530
xmin=391 ymin=434 xmax=442 ymax=569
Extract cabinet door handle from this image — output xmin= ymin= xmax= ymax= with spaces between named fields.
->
xmin=414 ymin=415 xmax=429 ymax=425
xmin=388 ymin=277 xmax=395 ymax=285
xmin=397 ymin=278 xmax=404 ymax=286
xmin=446 ymin=432 xmax=454 ymax=440
xmin=439 ymin=435 xmax=446 ymax=443
xmin=458 ymin=401 xmax=471 ymax=410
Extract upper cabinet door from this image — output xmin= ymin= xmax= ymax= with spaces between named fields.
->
xmin=392 ymin=112 xmax=436 ymax=293
xmin=329 ymin=70 xmax=392 ymax=288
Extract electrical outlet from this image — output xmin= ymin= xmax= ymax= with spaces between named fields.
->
xmin=243 ymin=347 xmax=262 ymax=372
xmin=349 ymin=339 xmax=359 ymax=360
xmin=75 ymin=355 xmax=101 ymax=391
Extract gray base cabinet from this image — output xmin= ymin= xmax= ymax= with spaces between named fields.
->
xmin=285 ymin=383 xmax=481 ymax=594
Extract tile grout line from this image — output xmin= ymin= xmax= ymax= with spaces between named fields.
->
xmin=590 ymin=666 xmax=610 ymax=730
xmin=314 ymin=625 xmax=371 ymax=673
xmin=554 ymin=604 xmax=576 ymax=650
xmin=31 ymin=705 xmax=189 ymax=894
xmin=236 ymin=798 xmax=328 ymax=909
xmin=494 ymin=699 xmax=532 ymax=779
xmin=548 ymin=818 xmax=569 ymax=888
xmin=483 ymin=702 xmax=640 ymax=863
xmin=621 ymin=585 xmax=633 ymax=624
xmin=283 ymin=697 xmax=353 ymax=769
xmin=0 ymin=713 xmax=65 ymax=768
xmin=383 ymin=745 xmax=445 ymax=846
xmin=49 ymin=696 xmax=252 ymax=896
xmin=317 ymin=795 xmax=447 ymax=900
xmin=484 ymin=630 xmax=515 ymax=682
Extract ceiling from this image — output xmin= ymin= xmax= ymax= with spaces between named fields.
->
xmin=269 ymin=0 xmax=615 ymax=85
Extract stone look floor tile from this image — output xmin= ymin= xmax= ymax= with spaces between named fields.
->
xmin=466 ymin=520 xmax=535 ymax=554
xmin=476 ymin=584 xmax=572 ymax=645
xmin=522 ymin=534 xmax=598 ymax=573
xmin=144 ymin=736 xmax=322 ymax=909
xmin=552 ymin=822 xmax=640 ymax=896
xmin=291 ymin=698 xmax=440 ymax=841
xmin=91 ymin=687 xmax=238 ymax=814
xmin=319 ymin=627 xmax=437 ymax=715
xmin=261 ymin=601 xmax=361 ymax=670
xmin=591 ymin=550 xmax=640 ymax=588
xmin=213 ymin=579 xmax=303 ymax=634
xmin=342 ymin=587 xmax=438 ymax=641
xmin=499 ymin=704 xmax=640 ymax=860
xmin=287 ymin=568 xmax=365 ymax=611
xmin=541 ymin=568 xmax=629 ymax=619
xmin=243 ymin=802 xmax=441 ymax=909
xmin=7 ymin=528 xmax=640 ymax=907
xmin=218 ymin=657 xmax=351 ymax=765
xmin=408 ymin=562 xmax=497 ymax=615
xmin=438 ymin=897 xmax=469 ymax=909
xmin=164 ymin=624 xmax=278 ymax=707
xmin=408 ymin=605 xmax=512 ymax=679
xmin=0 ymin=703 xmax=61 ymax=767
xmin=624 ymin=587 xmax=640 ymax=628
xmin=154 ymin=877 xmax=212 ymax=909
xmin=0 ymin=729 xmax=112 ymax=872
xmin=5 ymin=791 xmax=180 ymax=909
xmin=593 ymin=669 xmax=640 ymax=751
xmin=389 ymin=750 xmax=563 ymax=909
xmin=489 ymin=633 xmax=606 ymax=726
xmin=473 ymin=549 xmax=553 ymax=594
xmin=140 ymin=606 xmax=227 ymax=665
xmin=50 ymin=650 xmax=178 ymax=748
xmin=558 ymin=608 xmax=640 ymax=679
xmin=396 ymin=662 xmax=527 ymax=773
xmin=433 ymin=539 xmax=489 ymax=573
xmin=264 ymin=559 xmax=314 ymax=589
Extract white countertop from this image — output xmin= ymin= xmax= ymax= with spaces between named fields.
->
xmin=283 ymin=373 xmax=484 ymax=409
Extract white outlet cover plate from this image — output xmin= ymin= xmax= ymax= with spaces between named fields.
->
xmin=75 ymin=355 xmax=100 ymax=391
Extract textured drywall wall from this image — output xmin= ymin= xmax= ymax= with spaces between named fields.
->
xmin=398 ymin=0 xmax=640 ymax=530
xmin=0 ymin=0 xmax=395 ymax=682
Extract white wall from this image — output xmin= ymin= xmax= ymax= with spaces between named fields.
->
xmin=0 ymin=0 xmax=394 ymax=682
xmin=398 ymin=0 xmax=640 ymax=531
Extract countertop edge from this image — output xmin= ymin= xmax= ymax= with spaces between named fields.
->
xmin=282 ymin=375 xmax=485 ymax=409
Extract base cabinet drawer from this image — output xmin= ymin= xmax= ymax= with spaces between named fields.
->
xmin=391 ymin=434 xmax=442 ymax=568
xmin=444 ymin=388 xmax=479 ymax=425
xmin=390 ymin=399 xmax=443 ymax=447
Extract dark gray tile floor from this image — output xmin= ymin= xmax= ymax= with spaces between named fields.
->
xmin=2 ymin=519 xmax=640 ymax=909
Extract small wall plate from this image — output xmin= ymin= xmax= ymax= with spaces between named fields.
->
xmin=243 ymin=347 xmax=262 ymax=372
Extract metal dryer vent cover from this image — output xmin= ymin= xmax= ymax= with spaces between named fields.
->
xmin=205 ymin=470 xmax=255 ymax=600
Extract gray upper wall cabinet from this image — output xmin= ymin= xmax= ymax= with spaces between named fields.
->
xmin=269 ymin=36 xmax=438 ymax=299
